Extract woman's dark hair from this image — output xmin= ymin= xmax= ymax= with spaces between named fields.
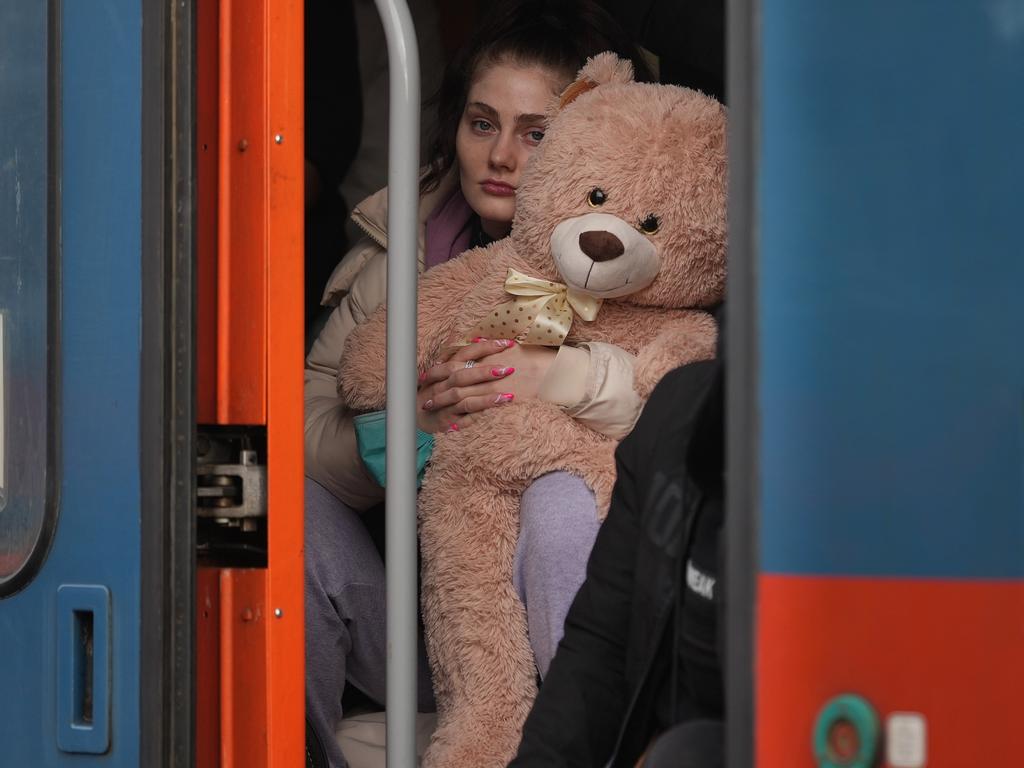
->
xmin=420 ymin=0 xmax=654 ymax=194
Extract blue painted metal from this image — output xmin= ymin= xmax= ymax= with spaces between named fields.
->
xmin=759 ymin=1 xmax=1024 ymax=577
xmin=0 ymin=1 xmax=145 ymax=765
xmin=57 ymin=585 xmax=112 ymax=754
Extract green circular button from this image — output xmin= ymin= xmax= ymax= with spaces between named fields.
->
xmin=812 ymin=694 xmax=879 ymax=768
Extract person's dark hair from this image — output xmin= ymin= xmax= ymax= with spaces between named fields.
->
xmin=420 ymin=0 xmax=654 ymax=194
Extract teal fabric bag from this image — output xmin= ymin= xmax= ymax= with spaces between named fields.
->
xmin=353 ymin=410 xmax=435 ymax=488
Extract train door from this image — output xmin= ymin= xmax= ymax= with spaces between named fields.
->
xmin=729 ymin=1 xmax=1024 ymax=765
xmin=0 ymin=1 xmax=193 ymax=766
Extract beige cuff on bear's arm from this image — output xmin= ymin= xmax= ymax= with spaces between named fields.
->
xmin=538 ymin=344 xmax=591 ymax=407
xmin=565 ymin=341 xmax=643 ymax=440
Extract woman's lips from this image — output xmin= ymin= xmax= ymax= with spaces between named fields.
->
xmin=481 ymin=180 xmax=516 ymax=197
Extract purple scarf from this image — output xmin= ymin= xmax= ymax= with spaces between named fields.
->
xmin=423 ymin=186 xmax=476 ymax=270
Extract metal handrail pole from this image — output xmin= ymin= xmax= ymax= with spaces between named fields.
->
xmin=373 ymin=1 xmax=421 ymax=766
xmin=726 ymin=0 xmax=759 ymax=765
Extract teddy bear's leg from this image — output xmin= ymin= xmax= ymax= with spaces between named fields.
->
xmin=417 ymin=470 xmax=537 ymax=768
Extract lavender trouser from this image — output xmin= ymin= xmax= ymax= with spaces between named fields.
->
xmin=305 ymin=472 xmax=600 ymax=768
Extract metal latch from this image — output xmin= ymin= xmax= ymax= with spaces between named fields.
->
xmin=196 ymin=448 xmax=267 ymax=528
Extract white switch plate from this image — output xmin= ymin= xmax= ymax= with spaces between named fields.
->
xmin=886 ymin=712 xmax=927 ymax=768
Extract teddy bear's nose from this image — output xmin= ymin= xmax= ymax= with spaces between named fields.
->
xmin=579 ymin=230 xmax=625 ymax=262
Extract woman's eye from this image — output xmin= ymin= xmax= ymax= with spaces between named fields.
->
xmin=639 ymin=214 xmax=661 ymax=234
xmin=587 ymin=188 xmax=607 ymax=207
xmin=472 ymin=119 xmax=495 ymax=132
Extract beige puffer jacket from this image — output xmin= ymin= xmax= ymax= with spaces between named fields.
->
xmin=304 ymin=177 xmax=644 ymax=510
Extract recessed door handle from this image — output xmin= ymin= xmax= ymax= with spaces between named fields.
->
xmin=57 ymin=585 xmax=111 ymax=754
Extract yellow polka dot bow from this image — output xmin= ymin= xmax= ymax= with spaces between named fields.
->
xmin=464 ymin=268 xmax=603 ymax=347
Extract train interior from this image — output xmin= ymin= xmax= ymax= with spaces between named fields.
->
xmin=297 ymin=2 xmax=726 ymax=764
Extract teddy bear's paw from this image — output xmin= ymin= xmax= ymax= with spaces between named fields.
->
xmin=335 ymin=307 xmax=390 ymax=409
xmin=336 ymin=354 xmax=388 ymax=411
xmin=633 ymin=313 xmax=718 ymax=399
xmin=422 ymin=719 xmax=523 ymax=768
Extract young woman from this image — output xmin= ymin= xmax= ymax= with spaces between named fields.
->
xmin=304 ymin=3 xmax=653 ymax=764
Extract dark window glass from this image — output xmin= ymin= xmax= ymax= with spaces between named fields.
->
xmin=0 ymin=1 xmax=57 ymax=595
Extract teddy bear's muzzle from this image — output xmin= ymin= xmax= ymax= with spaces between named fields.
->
xmin=551 ymin=213 xmax=661 ymax=298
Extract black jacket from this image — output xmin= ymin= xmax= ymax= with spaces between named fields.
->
xmin=510 ymin=360 xmax=724 ymax=768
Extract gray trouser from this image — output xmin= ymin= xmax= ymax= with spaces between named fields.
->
xmin=305 ymin=473 xmax=600 ymax=768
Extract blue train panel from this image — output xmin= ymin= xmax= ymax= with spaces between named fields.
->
xmin=758 ymin=0 xmax=1024 ymax=579
xmin=0 ymin=1 xmax=145 ymax=764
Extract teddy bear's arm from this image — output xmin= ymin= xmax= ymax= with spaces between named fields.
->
xmin=335 ymin=302 xmax=391 ymax=411
xmin=632 ymin=310 xmax=718 ymax=400
xmin=336 ymin=247 xmax=503 ymax=411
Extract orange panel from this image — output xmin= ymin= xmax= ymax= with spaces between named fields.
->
xmin=198 ymin=567 xmax=295 ymax=768
xmin=196 ymin=568 xmax=222 ymax=768
xmin=757 ymin=575 xmax=1024 ymax=767
xmin=197 ymin=0 xmax=271 ymax=425
xmin=213 ymin=0 xmax=268 ymax=424
xmin=194 ymin=0 xmax=303 ymax=765
xmin=196 ymin=0 xmax=219 ymax=424
xmin=219 ymin=569 xmax=270 ymax=768
xmin=264 ymin=1 xmax=305 ymax=766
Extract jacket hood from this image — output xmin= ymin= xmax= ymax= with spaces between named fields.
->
xmin=321 ymin=169 xmax=460 ymax=306
xmin=350 ymin=169 xmax=460 ymax=249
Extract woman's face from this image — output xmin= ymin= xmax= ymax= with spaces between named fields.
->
xmin=456 ymin=60 xmax=569 ymax=239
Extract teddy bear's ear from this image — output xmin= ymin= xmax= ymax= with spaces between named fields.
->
xmin=556 ymin=51 xmax=635 ymax=110
xmin=578 ymin=51 xmax=635 ymax=86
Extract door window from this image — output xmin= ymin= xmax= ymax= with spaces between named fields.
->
xmin=0 ymin=1 xmax=58 ymax=596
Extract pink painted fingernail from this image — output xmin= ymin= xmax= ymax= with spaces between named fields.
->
xmin=491 ymin=366 xmax=515 ymax=377
xmin=423 ymin=399 xmax=434 ymax=410
xmin=471 ymin=336 xmax=487 ymax=343
xmin=446 ymin=423 xmax=459 ymax=433
xmin=497 ymin=339 xmax=515 ymax=348
xmin=494 ymin=392 xmax=515 ymax=404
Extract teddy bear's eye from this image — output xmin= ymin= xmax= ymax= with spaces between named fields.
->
xmin=587 ymin=188 xmax=608 ymax=207
xmin=639 ymin=214 xmax=661 ymax=234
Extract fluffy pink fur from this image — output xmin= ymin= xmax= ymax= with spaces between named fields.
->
xmin=337 ymin=53 xmax=727 ymax=768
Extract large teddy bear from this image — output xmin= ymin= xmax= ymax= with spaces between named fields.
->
xmin=338 ymin=53 xmax=727 ymax=767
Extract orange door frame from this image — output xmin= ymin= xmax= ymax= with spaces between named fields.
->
xmin=196 ymin=0 xmax=304 ymax=765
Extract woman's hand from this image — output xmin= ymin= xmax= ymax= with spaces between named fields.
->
xmin=416 ymin=339 xmax=518 ymax=433
xmin=478 ymin=341 xmax=558 ymax=401
xmin=416 ymin=338 xmax=557 ymax=433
